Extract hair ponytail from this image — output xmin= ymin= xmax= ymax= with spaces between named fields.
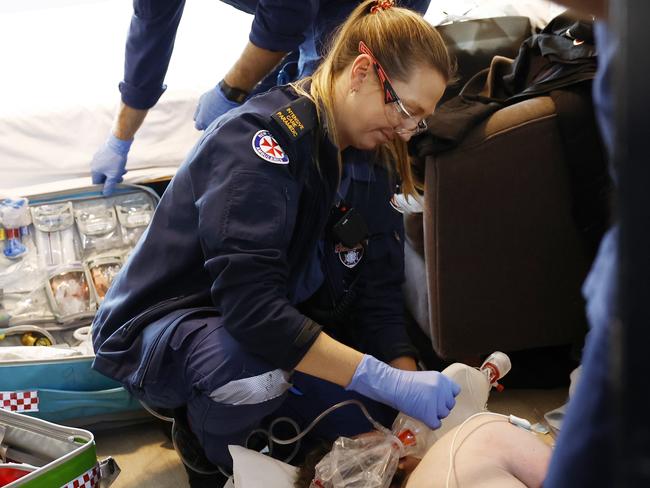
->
xmin=294 ymin=0 xmax=452 ymax=198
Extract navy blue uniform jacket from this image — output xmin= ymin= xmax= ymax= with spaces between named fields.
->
xmin=92 ymin=85 xmax=415 ymax=378
xmin=120 ymin=0 xmax=430 ymax=109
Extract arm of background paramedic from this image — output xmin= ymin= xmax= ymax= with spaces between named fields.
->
xmin=90 ymin=0 xmax=184 ymax=194
xmin=216 ymin=0 xmax=318 ymax=92
xmin=91 ymin=101 xmax=146 ymax=195
xmin=221 ymin=0 xmax=320 ymax=91
xmin=193 ymin=42 xmax=287 ymax=129
xmin=113 ymin=102 xmax=148 ymax=141
xmin=223 ymin=42 xmax=287 ymax=93
xmin=119 ymin=0 xmax=186 ymax=110
xmin=193 ymin=0 xmax=315 ymax=129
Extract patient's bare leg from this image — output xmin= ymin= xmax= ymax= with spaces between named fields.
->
xmin=406 ymin=415 xmax=551 ymax=488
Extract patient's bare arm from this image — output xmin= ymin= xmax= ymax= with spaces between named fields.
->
xmin=406 ymin=415 xmax=552 ymax=488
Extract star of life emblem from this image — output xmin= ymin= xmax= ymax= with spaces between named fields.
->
xmin=252 ymin=130 xmax=290 ymax=164
xmin=335 ymin=242 xmax=364 ymax=268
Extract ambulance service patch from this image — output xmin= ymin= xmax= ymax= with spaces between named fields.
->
xmin=252 ymin=130 xmax=289 ymax=165
xmin=335 ymin=242 xmax=365 ymax=268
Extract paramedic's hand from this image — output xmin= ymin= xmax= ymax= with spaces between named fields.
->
xmin=193 ymin=85 xmax=242 ymax=131
xmin=347 ymin=354 xmax=460 ymax=430
xmin=90 ymin=134 xmax=133 ymax=196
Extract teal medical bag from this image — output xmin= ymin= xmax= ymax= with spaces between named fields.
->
xmin=0 ymin=184 xmax=160 ymax=426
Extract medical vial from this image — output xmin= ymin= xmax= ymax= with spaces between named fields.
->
xmin=480 ymin=351 xmax=511 ymax=384
xmin=392 ymin=413 xmax=431 ymax=458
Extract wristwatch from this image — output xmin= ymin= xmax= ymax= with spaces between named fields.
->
xmin=218 ymin=79 xmax=249 ymax=104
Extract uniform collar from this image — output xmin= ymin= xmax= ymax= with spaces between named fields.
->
xmin=343 ymin=148 xmax=377 ymax=182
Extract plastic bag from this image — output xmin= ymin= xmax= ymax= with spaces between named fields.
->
xmin=310 ymin=432 xmax=402 ymax=488
xmin=115 ymin=195 xmax=153 ymax=247
xmin=1 ymin=288 xmax=55 ymax=324
xmin=74 ymin=204 xmax=121 ymax=254
xmin=86 ymin=255 xmax=122 ymax=303
xmin=0 ymin=198 xmax=32 ymax=259
xmin=31 ymin=202 xmax=79 ymax=267
xmin=45 ymin=266 xmax=95 ymax=322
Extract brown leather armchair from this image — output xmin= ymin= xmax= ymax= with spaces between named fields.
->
xmin=404 ymin=94 xmax=609 ymax=359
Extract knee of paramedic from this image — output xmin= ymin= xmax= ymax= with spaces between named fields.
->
xmin=136 ymin=312 xmax=293 ymax=468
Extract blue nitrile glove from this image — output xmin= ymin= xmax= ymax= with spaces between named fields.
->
xmin=193 ymin=85 xmax=242 ymax=131
xmin=277 ymin=61 xmax=299 ymax=86
xmin=346 ymin=355 xmax=461 ymax=430
xmin=90 ymin=134 xmax=133 ymax=196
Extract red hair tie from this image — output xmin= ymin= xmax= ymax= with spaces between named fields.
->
xmin=370 ymin=0 xmax=394 ymax=14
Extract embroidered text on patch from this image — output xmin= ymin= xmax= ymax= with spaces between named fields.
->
xmin=274 ymin=107 xmax=305 ymax=138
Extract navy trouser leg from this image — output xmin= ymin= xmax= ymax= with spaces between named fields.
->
xmin=139 ymin=313 xmax=291 ymax=469
xmin=183 ymin=316 xmax=294 ymax=468
xmin=138 ymin=311 xmax=397 ymax=470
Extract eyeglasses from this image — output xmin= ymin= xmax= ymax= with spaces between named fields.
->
xmin=358 ymin=41 xmax=428 ymax=138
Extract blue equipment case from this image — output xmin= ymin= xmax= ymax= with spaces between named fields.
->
xmin=0 ymin=184 xmax=161 ymax=426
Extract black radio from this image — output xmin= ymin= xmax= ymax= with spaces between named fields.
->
xmin=330 ymin=203 xmax=369 ymax=249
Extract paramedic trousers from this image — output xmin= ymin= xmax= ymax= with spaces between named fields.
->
xmin=132 ymin=311 xmax=396 ymax=469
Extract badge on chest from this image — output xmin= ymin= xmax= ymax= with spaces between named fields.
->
xmin=330 ymin=203 xmax=368 ymax=269
xmin=335 ymin=242 xmax=365 ymax=268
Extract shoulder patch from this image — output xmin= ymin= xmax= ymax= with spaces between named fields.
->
xmin=271 ymin=97 xmax=317 ymax=141
xmin=252 ymin=130 xmax=290 ymax=165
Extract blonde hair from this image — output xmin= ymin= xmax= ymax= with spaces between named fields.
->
xmin=293 ymin=0 xmax=452 ymax=198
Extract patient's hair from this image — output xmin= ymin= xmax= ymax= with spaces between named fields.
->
xmin=293 ymin=0 xmax=453 ymax=199
xmin=294 ymin=440 xmax=410 ymax=488
xmin=294 ymin=441 xmax=330 ymax=488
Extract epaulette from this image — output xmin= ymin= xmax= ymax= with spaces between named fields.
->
xmin=271 ymin=96 xmax=317 ymax=141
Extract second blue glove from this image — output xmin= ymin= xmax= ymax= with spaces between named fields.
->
xmin=90 ymin=134 xmax=133 ymax=197
xmin=193 ymin=84 xmax=243 ymax=131
xmin=346 ymin=354 xmax=461 ymax=430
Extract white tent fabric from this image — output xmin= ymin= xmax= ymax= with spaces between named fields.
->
xmin=0 ymin=0 xmax=251 ymax=193
xmin=0 ymin=0 xmax=563 ymax=194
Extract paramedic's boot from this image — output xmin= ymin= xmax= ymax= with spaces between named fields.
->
xmin=182 ymin=464 xmax=228 ymax=488
xmin=171 ymin=408 xmax=227 ymax=486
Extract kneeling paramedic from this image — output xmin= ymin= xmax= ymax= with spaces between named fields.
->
xmin=91 ymin=1 xmax=459 ymax=484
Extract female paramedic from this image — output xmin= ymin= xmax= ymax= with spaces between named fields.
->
xmin=91 ymin=0 xmax=459 ymax=484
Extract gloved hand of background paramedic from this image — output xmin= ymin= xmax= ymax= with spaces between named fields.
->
xmin=346 ymin=354 xmax=461 ymax=430
xmin=193 ymin=84 xmax=243 ymax=131
xmin=90 ymin=134 xmax=133 ymax=197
